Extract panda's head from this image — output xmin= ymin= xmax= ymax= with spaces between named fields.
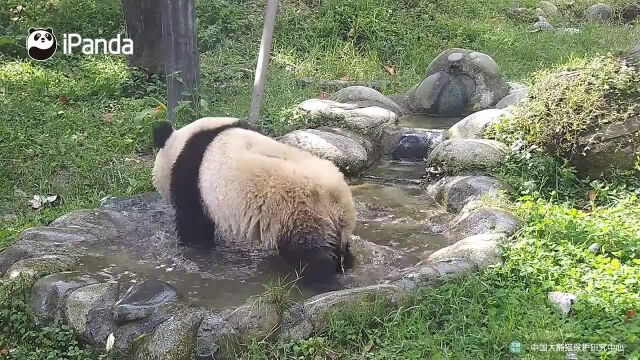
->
xmin=26 ymin=28 xmax=57 ymax=61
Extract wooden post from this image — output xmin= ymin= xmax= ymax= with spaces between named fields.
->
xmin=248 ymin=0 xmax=279 ymax=125
xmin=122 ymin=0 xmax=165 ymax=74
xmin=162 ymin=0 xmax=200 ymax=123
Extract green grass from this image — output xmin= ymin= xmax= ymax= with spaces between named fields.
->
xmin=0 ymin=0 xmax=639 ymax=358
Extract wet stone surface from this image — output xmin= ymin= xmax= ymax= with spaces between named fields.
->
xmin=113 ymin=279 xmax=179 ymax=323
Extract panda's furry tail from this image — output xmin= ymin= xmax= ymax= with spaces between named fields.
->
xmin=152 ymin=121 xmax=174 ymax=148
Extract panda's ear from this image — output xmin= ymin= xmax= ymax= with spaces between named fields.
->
xmin=28 ymin=28 xmax=36 ymax=34
xmin=45 ymin=28 xmax=53 ymax=33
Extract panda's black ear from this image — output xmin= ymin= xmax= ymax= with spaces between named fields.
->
xmin=28 ymin=28 xmax=36 ymax=34
xmin=45 ymin=28 xmax=53 ymax=33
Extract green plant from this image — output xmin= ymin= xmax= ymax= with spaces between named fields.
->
xmin=487 ymin=56 xmax=640 ymax=156
xmin=0 ymin=278 xmax=95 ymax=359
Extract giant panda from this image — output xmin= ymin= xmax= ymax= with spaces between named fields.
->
xmin=152 ymin=117 xmax=356 ymax=279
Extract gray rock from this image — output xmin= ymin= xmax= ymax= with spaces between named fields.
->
xmin=4 ymin=255 xmax=77 ymax=283
xmin=298 ymin=99 xmax=397 ymax=139
xmin=349 ymin=236 xmax=415 ymax=283
xmin=331 ymin=86 xmax=404 ymax=115
xmin=539 ymin=1 xmax=559 ymax=17
xmin=303 ymin=284 xmax=405 ymax=331
xmin=112 ymin=310 xmax=173 ymax=354
xmin=621 ymin=4 xmax=640 ymax=23
xmin=135 ymin=308 xmax=205 ymax=360
xmin=495 ymin=90 xmax=528 ymax=109
xmin=548 ymin=291 xmax=577 ymax=316
xmin=278 ymin=303 xmax=313 ymax=342
xmin=427 ymin=139 xmax=509 ymax=172
xmin=572 ymin=116 xmax=639 ymax=177
xmin=113 ymin=280 xmax=178 ymax=323
xmin=408 ymin=49 xmax=509 ymax=116
xmin=65 ymin=283 xmax=120 ymax=345
xmin=584 ymin=3 xmax=613 ymax=22
xmin=279 ymin=128 xmax=372 ymax=174
xmin=588 ymin=243 xmax=601 ymax=253
xmin=507 ymin=82 xmax=527 ymax=94
xmin=392 ymin=259 xmax=474 ymax=290
xmin=426 ymin=175 xmax=507 ymax=213
xmin=448 ymin=109 xmax=510 ymax=139
xmin=532 ymin=16 xmax=555 ymax=31
xmin=382 ymin=127 xmax=446 ymax=160
xmin=447 ymin=206 xmax=520 ymax=240
xmin=0 ymin=242 xmax=45 ymax=275
xmin=386 ymin=93 xmax=411 ymax=114
xmin=224 ymin=300 xmax=280 ymax=339
xmin=30 ymin=272 xmax=100 ymax=322
xmin=624 ymin=43 xmax=640 ymax=65
xmin=427 ymin=233 xmax=506 ymax=269
xmin=196 ymin=313 xmax=238 ymax=359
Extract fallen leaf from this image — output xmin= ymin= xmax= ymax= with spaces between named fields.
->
xmin=103 ymin=112 xmax=113 ymax=123
xmin=340 ymin=75 xmax=352 ymax=81
xmin=383 ymin=64 xmax=397 ymax=76
xmin=28 ymin=195 xmax=61 ymax=210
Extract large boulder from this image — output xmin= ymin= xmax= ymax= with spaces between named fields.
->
xmin=135 ymin=308 xmax=205 ymax=360
xmin=446 ymin=205 xmax=520 ymax=240
xmin=571 ymin=116 xmax=640 ymax=177
xmin=30 ymin=272 xmax=101 ymax=322
xmin=426 ymin=175 xmax=507 ymax=213
xmin=407 ymin=49 xmax=510 ymax=116
xmin=538 ymin=1 xmax=559 ymax=17
xmin=279 ymin=128 xmax=373 ymax=174
xmin=427 ymin=233 xmax=506 ymax=269
xmin=624 ymin=43 xmax=640 ymax=65
xmin=448 ymin=109 xmax=510 ymax=139
xmin=331 ymin=86 xmax=404 ymax=115
xmin=621 ymin=4 xmax=640 ymax=23
xmin=298 ymin=99 xmax=397 ymax=139
xmin=4 ymin=255 xmax=77 ymax=283
xmin=584 ymin=3 xmax=613 ymax=22
xmin=64 ymin=283 xmax=120 ymax=346
xmin=495 ymin=90 xmax=528 ymax=109
xmin=196 ymin=313 xmax=238 ymax=359
xmin=427 ymin=139 xmax=509 ymax=172
xmin=113 ymin=280 xmax=179 ymax=323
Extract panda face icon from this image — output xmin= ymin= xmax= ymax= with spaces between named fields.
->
xmin=26 ymin=28 xmax=57 ymax=61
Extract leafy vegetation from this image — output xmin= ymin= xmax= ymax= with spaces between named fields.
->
xmin=0 ymin=278 xmax=96 ymax=359
xmin=487 ymin=56 xmax=640 ymax=155
xmin=0 ymin=0 xmax=639 ymax=358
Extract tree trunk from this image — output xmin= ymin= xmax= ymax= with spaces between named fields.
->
xmin=161 ymin=0 xmax=200 ymax=123
xmin=122 ymin=0 xmax=165 ymax=74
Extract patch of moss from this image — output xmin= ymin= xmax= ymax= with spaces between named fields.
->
xmin=487 ymin=55 xmax=640 ymax=155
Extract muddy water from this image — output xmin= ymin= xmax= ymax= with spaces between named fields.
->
xmin=350 ymin=181 xmax=448 ymax=254
xmin=72 ymin=160 xmax=448 ymax=309
xmin=397 ymin=114 xmax=462 ymax=129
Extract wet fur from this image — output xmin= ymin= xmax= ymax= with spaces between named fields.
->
xmin=152 ymin=117 xmax=356 ymax=275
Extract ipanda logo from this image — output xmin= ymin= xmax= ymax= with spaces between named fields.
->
xmin=26 ymin=28 xmax=133 ymax=61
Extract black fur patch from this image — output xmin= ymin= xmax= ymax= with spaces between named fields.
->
xmin=170 ymin=121 xmax=255 ymax=246
xmin=278 ymin=227 xmax=351 ymax=282
xmin=152 ymin=121 xmax=174 ymax=148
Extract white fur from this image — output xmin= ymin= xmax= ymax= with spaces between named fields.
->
xmin=152 ymin=117 xmax=356 ymax=251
